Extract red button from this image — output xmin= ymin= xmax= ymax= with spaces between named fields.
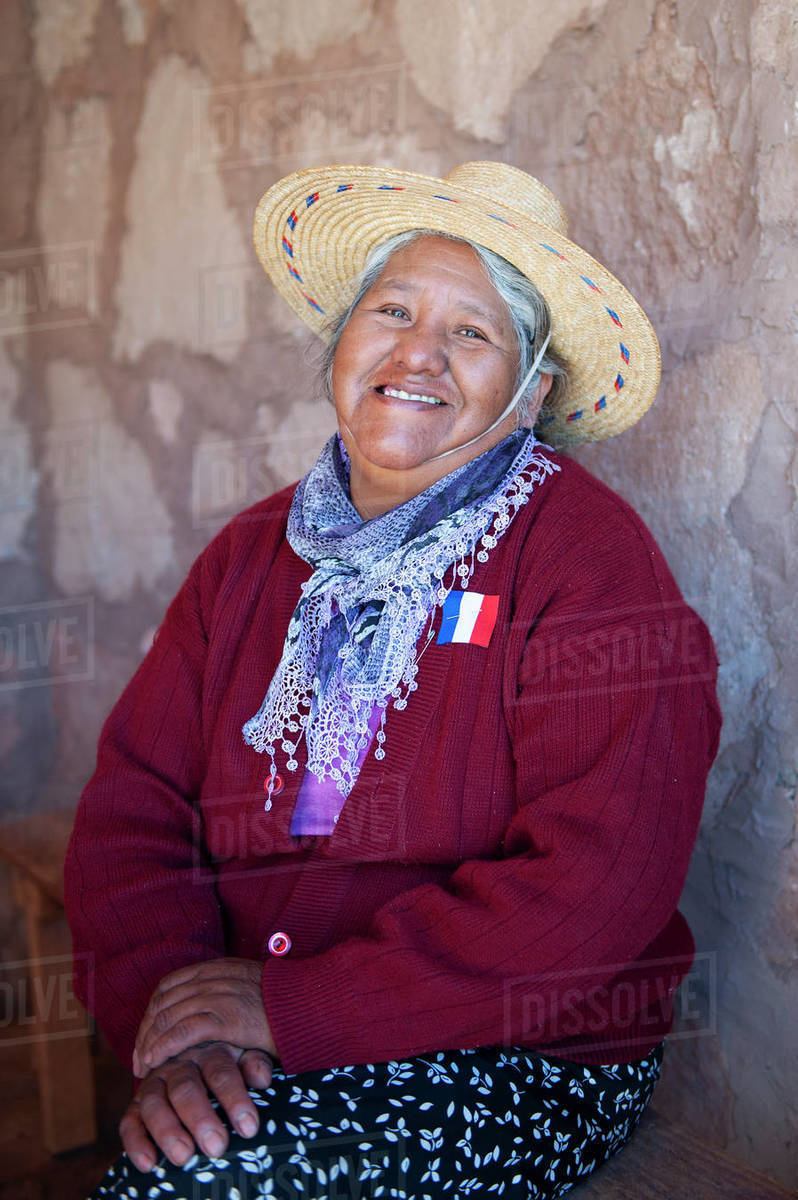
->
xmin=268 ymin=932 xmax=291 ymax=957
xmin=263 ymin=773 xmax=284 ymax=796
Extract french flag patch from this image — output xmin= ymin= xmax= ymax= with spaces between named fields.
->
xmin=437 ymin=591 xmax=500 ymax=648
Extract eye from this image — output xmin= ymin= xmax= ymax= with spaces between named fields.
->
xmin=458 ymin=326 xmax=488 ymax=341
xmin=378 ymin=304 xmax=409 ymax=319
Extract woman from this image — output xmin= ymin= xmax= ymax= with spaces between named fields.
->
xmin=66 ymin=162 xmax=721 ymax=1199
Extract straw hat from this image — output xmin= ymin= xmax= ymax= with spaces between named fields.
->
xmin=253 ymin=162 xmax=660 ymax=445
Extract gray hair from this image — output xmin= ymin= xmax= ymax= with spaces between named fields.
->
xmin=320 ymin=229 xmax=568 ymax=424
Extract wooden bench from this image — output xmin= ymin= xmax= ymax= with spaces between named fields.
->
xmin=573 ymin=1104 xmax=797 ymax=1197
xmin=0 ymin=810 xmax=97 ymax=1154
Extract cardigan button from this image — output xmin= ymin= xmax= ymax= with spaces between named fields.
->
xmin=268 ymin=931 xmax=291 ymax=957
xmin=264 ymin=773 xmax=284 ymax=796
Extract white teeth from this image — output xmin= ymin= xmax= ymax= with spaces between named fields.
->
xmin=382 ymin=386 xmax=443 ymax=405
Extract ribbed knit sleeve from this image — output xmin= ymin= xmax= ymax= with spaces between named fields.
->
xmin=64 ymin=529 xmax=231 ymax=1066
xmin=261 ymin=474 xmax=721 ymax=1073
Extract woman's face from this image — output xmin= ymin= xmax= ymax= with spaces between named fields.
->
xmin=331 ymin=235 xmax=524 ymax=511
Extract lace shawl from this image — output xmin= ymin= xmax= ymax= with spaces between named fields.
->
xmin=242 ymin=430 xmax=560 ymax=796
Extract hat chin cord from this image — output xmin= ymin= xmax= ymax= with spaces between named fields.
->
xmin=425 ymin=331 xmax=552 ymax=463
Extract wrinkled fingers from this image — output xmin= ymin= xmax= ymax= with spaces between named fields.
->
xmin=121 ymin=1074 xmax=196 ymax=1170
xmin=199 ymin=1043 xmax=264 ymax=1139
xmin=137 ymin=1006 xmax=228 ymax=1074
xmin=156 ymin=1057 xmax=233 ymax=1159
xmin=134 ymin=981 xmax=230 ymax=1070
xmin=239 ymin=1048 xmax=274 ymax=1090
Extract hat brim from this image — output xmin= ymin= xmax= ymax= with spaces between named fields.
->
xmin=253 ymin=165 xmax=661 ymax=445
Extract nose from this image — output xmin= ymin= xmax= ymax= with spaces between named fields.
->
xmin=391 ymin=318 xmax=447 ymax=375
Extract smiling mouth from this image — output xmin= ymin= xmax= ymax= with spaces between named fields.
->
xmin=375 ymin=385 xmax=445 ymax=406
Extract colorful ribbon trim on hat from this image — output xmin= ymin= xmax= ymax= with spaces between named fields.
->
xmin=279 ymin=181 xmax=635 ymax=425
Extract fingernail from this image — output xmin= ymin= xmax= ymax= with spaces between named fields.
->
xmin=134 ymin=1152 xmax=155 ymax=1172
xmin=167 ymin=1137 xmax=192 ymax=1164
xmin=203 ymin=1131 xmax=225 ymax=1157
xmin=237 ymin=1112 xmax=257 ymax=1137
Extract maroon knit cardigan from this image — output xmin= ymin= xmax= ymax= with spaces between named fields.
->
xmin=64 ymin=453 xmax=721 ymax=1074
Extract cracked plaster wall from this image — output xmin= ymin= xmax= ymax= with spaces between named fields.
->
xmin=0 ymin=0 xmax=795 ymax=1185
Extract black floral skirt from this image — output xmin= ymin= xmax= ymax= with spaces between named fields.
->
xmin=89 ymin=1042 xmax=663 ymax=1199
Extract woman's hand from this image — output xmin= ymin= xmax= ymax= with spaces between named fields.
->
xmin=121 ymin=1041 xmax=273 ymax=1172
xmin=133 ymin=958 xmax=278 ymax=1077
